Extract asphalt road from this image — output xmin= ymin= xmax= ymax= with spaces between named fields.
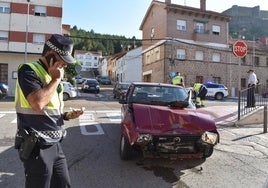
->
xmin=0 ymin=89 xmax=268 ymax=188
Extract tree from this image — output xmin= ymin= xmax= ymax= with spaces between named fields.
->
xmin=64 ymin=61 xmax=82 ymax=85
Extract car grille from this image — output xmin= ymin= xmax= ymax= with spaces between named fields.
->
xmin=153 ymin=135 xmax=201 ymax=143
xmin=151 ymin=135 xmax=201 ymax=153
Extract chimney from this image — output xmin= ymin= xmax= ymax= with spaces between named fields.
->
xmin=200 ymin=0 xmax=206 ymax=11
xmin=165 ymin=0 xmax=171 ymax=4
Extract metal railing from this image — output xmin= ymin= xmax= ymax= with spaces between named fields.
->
xmin=238 ymin=83 xmax=268 ymax=132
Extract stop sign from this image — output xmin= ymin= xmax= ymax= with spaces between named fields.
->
xmin=233 ymin=40 xmax=247 ymax=57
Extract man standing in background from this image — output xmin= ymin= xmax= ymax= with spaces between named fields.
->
xmin=246 ymin=69 xmax=258 ymax=107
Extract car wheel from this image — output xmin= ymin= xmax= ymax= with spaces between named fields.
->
xmin=63 ymin=93 xmax=69 ymax=101
xmin=120 ymin=134 xmax=132 ymax=160
xmin=203 ymin=146 xmax=214 ymax=158
xmin=215 ymin=93 xmax=223 ymax=100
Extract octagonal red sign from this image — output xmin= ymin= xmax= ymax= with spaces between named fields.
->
xmin=233 ymin=40 xmax=247 ymax=58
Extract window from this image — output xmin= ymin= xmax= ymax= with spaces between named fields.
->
xmin=242 ymin=56 xmax=247 ymax=64
xmin=241 ymin=78 xmax=246 ymax=88
xmin=176 ymin=49 xmax=185 ymax=59
xmin=196 ymin=76 xmax=203 ymax=83
xmin=33 ymin=34 xmax=45 ymax=44
xmin=212 ymin=77 xmax=221 ymax=84
xmin=150 ymin=28 xmax=155 ymax=38
xmin=212 ymin=53 xmax=220 ymax=62
xmin=177 ymin=20 xmax=186 ymax=31
xmin=0 ymin=31 xmax=8 ymax=41
xmin=0 ymin=2 xmax=10 ymax=13
xmin=254 ymin=56 xmax=259 ymax=66
xmin=195 ymin=51 xmax=203 ymax=60
xmin=212 ymin=25 xmax=220 ymax=35
xmin=34 ymin=6 xmax=46 ymax=16
xmin=194 ymin=23 xmax=204 ymax=33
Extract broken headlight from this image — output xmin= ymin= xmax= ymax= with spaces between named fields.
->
xmin=201 ymin=131 xmax=218 ymax=145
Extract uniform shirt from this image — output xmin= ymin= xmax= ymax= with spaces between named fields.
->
xmin=248 ymin=72 xmax=257 ymax=85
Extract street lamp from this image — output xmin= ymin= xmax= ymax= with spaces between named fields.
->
xmin=24 ymin=0 xmax=30 ymax=63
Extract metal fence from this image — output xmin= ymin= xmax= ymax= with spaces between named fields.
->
xmin=238 ymin=83 xmax=268 ymax=121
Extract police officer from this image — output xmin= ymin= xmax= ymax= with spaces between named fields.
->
xmin=15 ymin=34 xmax=84 ymax=188
xmin=193 ymin=83 xmax=207 ymax=108
xmin=172 ymin=72 xmax=185 ymax=87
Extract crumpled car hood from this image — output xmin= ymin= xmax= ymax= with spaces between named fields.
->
xmin=132 ymin=104 xmax=216 ymax=135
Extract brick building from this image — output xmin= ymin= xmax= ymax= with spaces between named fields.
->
xmin=0 ymin=0 xmax=68 ymax=95
xmin=140 ymin=0 xmax=268 ymax=96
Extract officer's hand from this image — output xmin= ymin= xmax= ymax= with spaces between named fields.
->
xmin=66 ymin=107 xmax=85 ymax=120
xmin=48 ymin=59 xmax=64 ymax=81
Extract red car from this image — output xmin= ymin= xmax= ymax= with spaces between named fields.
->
xmin=119 ymin=82 xmax=219 ymax=160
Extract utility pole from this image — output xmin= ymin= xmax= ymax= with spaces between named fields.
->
xmin=24 ymin=0 xmax=30 ymax=64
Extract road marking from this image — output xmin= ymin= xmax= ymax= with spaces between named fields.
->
xmin=106 ymin=112 xmax=121 ymax=122
xmin=11 ymin=118 xmax=17 ymax=123
xmin=79 ymin=113 xmax=104 ymax=135
xmin=79 ymin=113 xmax=95 ymax=122
xmin=0 ymin=114 xmax=5 ymax=119
xmin=79 ymin=122 xmax=104 ymax=135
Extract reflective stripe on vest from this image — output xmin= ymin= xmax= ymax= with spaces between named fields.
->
xmin=15 ymin=62 xmax=63 ymax=116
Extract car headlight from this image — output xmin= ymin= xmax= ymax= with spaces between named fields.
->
xmin=2 ymin=84 xmax=8 ymax=90
xmin=137 ymin=134 xmax=152 ymax=143
xmin=201 ymin=131 xmax=218 ymax=145
xmin=96 ymin=85 xmax=100 ymax=89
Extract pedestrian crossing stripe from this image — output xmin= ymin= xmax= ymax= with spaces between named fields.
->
xmin=0 ymin=111 xmax=122 ymax=124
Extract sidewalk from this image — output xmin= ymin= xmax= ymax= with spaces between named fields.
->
xmin=197 ymin=106 xmax=238 ymax=126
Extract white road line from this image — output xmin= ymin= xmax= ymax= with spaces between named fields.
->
xmin=79 ymin=113 xmax=95 ymax=122
xmin=79 ymin=122 xmax=104 ymax=135
xmin=11 ymin=118 xmax=17 ymax=123
xmin=0 ymin=111 xmax=16 ymax=114
xmin=0 ymin=114 xmax=5 ymax=118
xmin=106 ymin=112 xmax=121 ymax=122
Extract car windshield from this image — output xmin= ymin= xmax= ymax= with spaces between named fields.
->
xmin=87 ymin=79 xmax=98 ymax=84
xmin=121 ymin=84 xmax=130 ymax=90
xmin=130 ymin=85 xmax=189 ymax=107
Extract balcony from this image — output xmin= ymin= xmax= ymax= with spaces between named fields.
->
xmin=192 ymin=29 xmax=210 ymax=42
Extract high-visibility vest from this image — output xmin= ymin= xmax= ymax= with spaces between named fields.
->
xmin=172 ymin=76 xmax=183 ymax=85
xmin=193 ymin=83 xmax=202 ymax=92
xmin=15 ymin=62 xmax=64 ymax=131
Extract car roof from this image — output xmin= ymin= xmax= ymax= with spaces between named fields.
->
xmin=86 ymin=78 xmax=98 ymax=82
xmin=131 ymin=82 xmax=183 ymax=88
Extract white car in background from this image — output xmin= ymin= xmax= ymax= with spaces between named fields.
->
xmin=62 ymin=81 xmax=77 ymax=101
xmin=204 ymin=82 xmax=229 ymax=100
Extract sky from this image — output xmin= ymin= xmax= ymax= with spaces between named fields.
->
xmin=62 ymin=0 xmax=268 ymax=39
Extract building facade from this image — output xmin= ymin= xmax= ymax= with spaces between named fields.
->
xmin=140 ymin=0 xmax=268 ymax=96
xmin=0 ymin=0 xmax=66 ymax=95
xmin=116 ymin=47 xmax=142 ymax=82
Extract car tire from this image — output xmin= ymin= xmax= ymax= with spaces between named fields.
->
xmin=120 ymin=134 xmax=133 ymax=160
xmin=203 ymin=146 xmax=214 ymax=158
xmin=215 ymin=93 xmax=223 ymax=100
xmin=63 ymin=93 xmax=69 ymax=101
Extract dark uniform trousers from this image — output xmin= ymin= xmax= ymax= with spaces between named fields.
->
xmin=22 ymin=142 xmax=71 ymax=188
xmin=247 ymin=84 xmax=256 ymax=107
